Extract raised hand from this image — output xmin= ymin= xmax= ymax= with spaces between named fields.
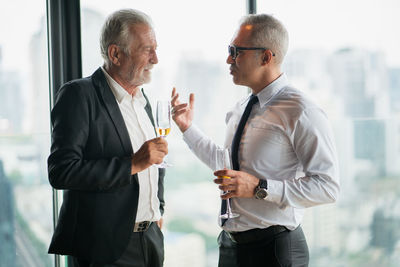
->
xmin=171 ymin=87 xmax=195 ymax=132
xmin=131 ymin=137 xmax=168 ymax=174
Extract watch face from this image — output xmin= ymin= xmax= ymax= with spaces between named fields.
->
xmin=256 ymin=188 xmax=268 ymax=199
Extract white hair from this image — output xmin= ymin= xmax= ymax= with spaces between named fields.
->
xmin=100 ymin=9 xmax=153 ymax=67
xmin=240 ymin=14 xmax=289 ymax=65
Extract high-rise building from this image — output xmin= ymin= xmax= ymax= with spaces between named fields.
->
xmin=0 ymin=47 xmax=23 ymax=134
xmin=328 ymin=48 xmax=392 ymax=176
xmin=302 ymin=203 xmax=341 ymax=255
xmin=0 ymin=160 xmax=16 ymax=267
xmin=384 ymin=118 xmax=400 ymax=175
xmin=388 ymin=68 xmax=400 ymax=113
xmin=29 ymin=17 xmax=50 ymax=184
xmin=328 ymin=48 xmax=390 ymax=119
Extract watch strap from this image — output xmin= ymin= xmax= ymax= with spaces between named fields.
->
xmin=258 ymin=179 xmax=268 ymax=189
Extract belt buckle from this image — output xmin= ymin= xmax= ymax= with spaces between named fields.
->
xmin=133 ymin=221 xmax=151 ymax=232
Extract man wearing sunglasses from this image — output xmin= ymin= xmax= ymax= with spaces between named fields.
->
xmin=172 ymin=14 xmax=339 ymax=266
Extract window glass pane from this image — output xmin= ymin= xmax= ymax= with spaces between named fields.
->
xmin=258 ymin=0 xmax=400 ymax=266
xmin=80 ymin=1 xmax=245 ymax=266
xmin=0 ymin=0 xmax=53 ymax=266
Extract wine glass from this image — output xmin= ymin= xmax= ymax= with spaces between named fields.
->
xmin=156 ymin=100 xmax=172 ymax=168
xmin=215 ymin=148 xmax=239 ymax=219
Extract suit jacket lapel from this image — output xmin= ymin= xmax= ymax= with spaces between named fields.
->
xmin=92 ymin=68 xmax=133 ymax=155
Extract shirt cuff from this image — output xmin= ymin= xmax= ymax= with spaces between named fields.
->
xmin=266 ymin=179 xmax=284 ymax=206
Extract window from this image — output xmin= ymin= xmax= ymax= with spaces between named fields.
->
xmin=0 ymin=0 xmax=53 ymax=266
xmin=3 ymin=1 xmax=396 ymax=266
xmin=258 ymin=0 xmax=400 ymax=265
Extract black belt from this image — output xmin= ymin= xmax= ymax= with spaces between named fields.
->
xmin=227 ymin=225 xmax=288 ymax=244
xmin=133 ymin=221 xmax=152 ymax=232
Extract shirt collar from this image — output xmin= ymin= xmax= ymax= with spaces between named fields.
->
xmin=255 ymin=73 xmax=289 ymax=107
xmin=101 ymin=67 xmax=147 ymax=107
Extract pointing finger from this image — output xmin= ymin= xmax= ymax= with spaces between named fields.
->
xmin=189 ymin=93 xmax=195 ymax=109
xmin=171 ymin=93 xmax=180 ymax=107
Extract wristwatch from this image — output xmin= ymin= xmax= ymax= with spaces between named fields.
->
xmin=255 ymin=179 xmax=268 ymax=199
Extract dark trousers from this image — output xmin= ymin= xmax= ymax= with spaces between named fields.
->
xmin=71 ymin=223 xmax=164 ymax=267
xmin=218 ymin=226 xmax=309 ymax=267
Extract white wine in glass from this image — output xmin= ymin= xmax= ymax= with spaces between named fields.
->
xmin=156 ymin=100 xmax=172 ymax=168
xmin=157 ymin=128 xmax=171 ymax=137
xmin=215 ymin=148 xmax=239 ymax=219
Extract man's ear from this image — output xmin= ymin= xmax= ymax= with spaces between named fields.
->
xmin=108 ymin=44 xmax=121 ymax=66
xmin=261 ymin=50 xmax=273 ymax=65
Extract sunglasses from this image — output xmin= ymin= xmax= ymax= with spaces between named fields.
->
xmin=228 ymin=45 xmax=275 ymax=60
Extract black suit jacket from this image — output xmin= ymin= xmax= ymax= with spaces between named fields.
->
xmin=47 ymin=68 xmax=165 ymax=263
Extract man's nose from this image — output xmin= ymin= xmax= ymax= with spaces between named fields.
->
xmin=151 ymin=51 xmax=159 ymax=64
xmin=226 ymin=54 xmax=235 ymax=64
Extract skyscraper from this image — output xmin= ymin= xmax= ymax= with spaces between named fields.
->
xmin=0 ymin=160 xmax=16 ymax=267
xmin=328 ymin=48 xmax=391 ymax=175
xmin=0 ymin=46 xmax=23 ymax=134
xmin=328 ymin=48 xmax=390 ymax=118
xmin=388 ymin=68 xmax=400 ymax=113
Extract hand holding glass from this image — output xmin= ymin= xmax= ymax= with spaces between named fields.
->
xmin=215 ymin=148 xmax=239 ymax=219
xmin=156 ymin=100 xmax=172 ymax=168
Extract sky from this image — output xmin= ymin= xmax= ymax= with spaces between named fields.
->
xmin=0 ymin=0 xmax=400 ymax=72
xmin=259 ymin=0 xmax=400 ymax=67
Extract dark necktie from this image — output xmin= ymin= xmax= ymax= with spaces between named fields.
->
xmin=220 ymin=95 xmax=259 ymax=224
xmin=231 ymin=94 xmax=259 ymax=171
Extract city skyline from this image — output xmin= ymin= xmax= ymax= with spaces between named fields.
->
xmin=1 ymin=0 xmax=400 ymax=73
xmin=1 ymin=2 xmax=400 ymax=266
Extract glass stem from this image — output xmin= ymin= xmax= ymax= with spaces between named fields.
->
xmin=226 ymin=198 xmax=232 ymax=217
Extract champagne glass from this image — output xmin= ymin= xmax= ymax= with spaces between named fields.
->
xmin=215 ymin=148 xmax=239 ymax=219
xmin=156 ymin=100 xmax=172 ymax=168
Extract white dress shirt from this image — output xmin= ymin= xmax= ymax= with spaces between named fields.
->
xmin=102 ymin=67 xmax=161 ymax=223
xmin=183 ymin=73 xmax=340 ymax=232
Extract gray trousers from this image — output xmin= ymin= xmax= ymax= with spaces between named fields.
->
xmin=71 ymin=223 xmax=164 ymax=267
xmin=218 ymin=226 xmax=309 ymax=267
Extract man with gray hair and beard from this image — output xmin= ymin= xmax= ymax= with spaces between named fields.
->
xmin=172 ymin=14 xmax=340 ymax=266
xmin=48 ymin=9 xmax=167 ymax=267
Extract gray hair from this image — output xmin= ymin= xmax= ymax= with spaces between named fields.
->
xmin=239 ymin=14 xmax=288 ymax=65
xmin=100 ymin=9 xmax=153 ymax=66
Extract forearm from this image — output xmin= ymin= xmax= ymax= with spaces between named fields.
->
xmin=182 ymin=124 xmax=221 ymax=170
xmin=266 ymin=172 xmax=340 ymax=209
xmin=48 ymin=150 xmax=132 ymax=191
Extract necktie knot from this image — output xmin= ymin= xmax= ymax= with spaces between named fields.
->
xmin=248 ymin=94 xmax=259 ymax=106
